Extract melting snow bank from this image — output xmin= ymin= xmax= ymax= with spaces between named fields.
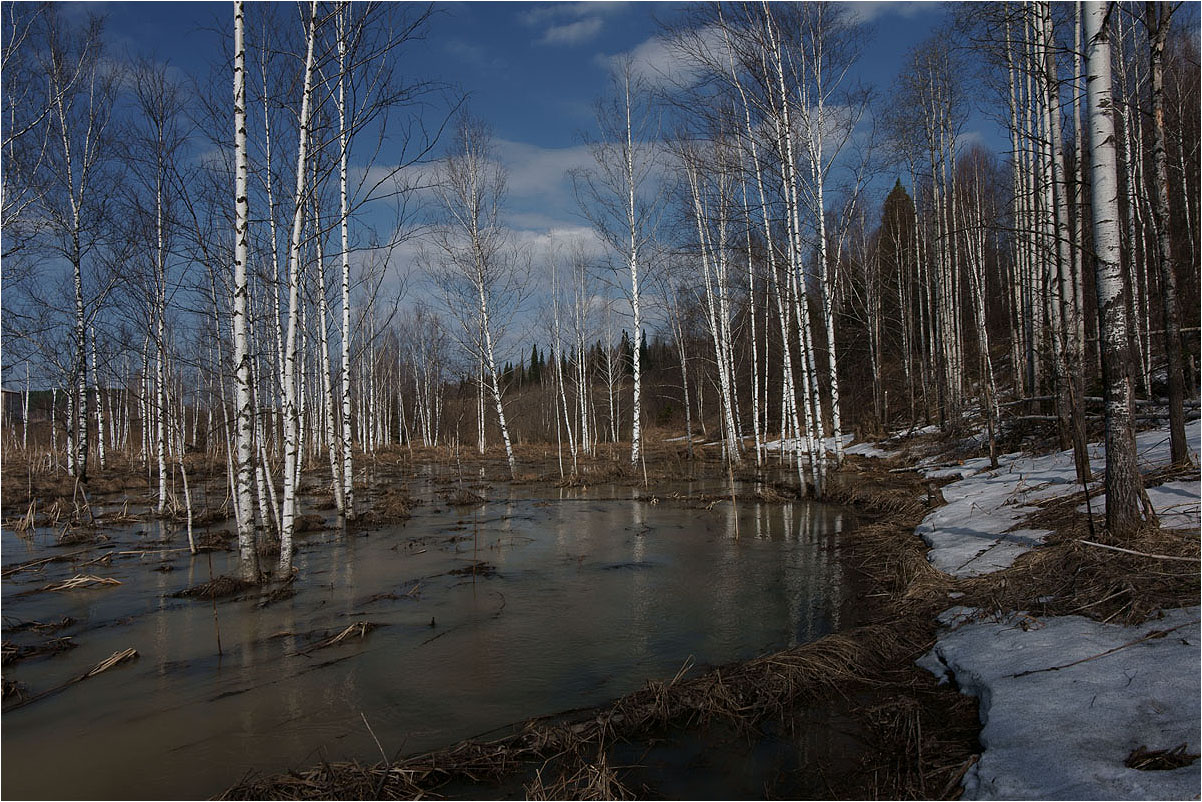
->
xmin=761 ymin=433 xmax=900 ymax=459
xmin=919 ymin=606 xmax=1201 ymax=800
xmin=917 ymin=419 xmax=1201 ymax=578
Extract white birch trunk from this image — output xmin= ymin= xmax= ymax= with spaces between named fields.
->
xmin=279 ymin=0 xmax=318 ymax=576
xmin=1083 ymin=0 xmax=1146 ymax=537
xmin=337 ymin=4 xmax=355 ymax=518
xmin=232 ymin=0 xmax=259 ymax=579
xmin=90 ymin=326 xmax=105 ymax=469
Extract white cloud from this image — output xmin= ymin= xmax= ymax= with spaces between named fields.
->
xmin=844 ymin=1 xmax=939 ymax=25
xmin=520 ymin=2 xmax=626 ymax=27
xmin=540 ymin=17 xmax=604 ymax=46
xmin=597 ymin=25 xmax=726 ymax=88
xmin=522 ymin=2 xmax=625 ymax=47
xmin=494 ymin=139 xmax=593 ymax=202
xmin=955 ymin=129 xmax=986 ymax=152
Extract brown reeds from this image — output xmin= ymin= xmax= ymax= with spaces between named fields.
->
xmin=3 ymin=647 xmax=137 ymax=712
xmin=525 ymin=750 xmax=634 ymax=800
xmin=294 ymin=622 xmax=380 ymax=656
xmin=38 ymin=574 xmax=121 ymax=592
xmin=10 ymin=500 xmax=36 ymax=536
xmin=2 ymin=636 xmax=76 ymax=665
xmin=354 ymin=488 xmax=420 ymax=527
xmin=174 ymin=575 xmax=256 ymax=601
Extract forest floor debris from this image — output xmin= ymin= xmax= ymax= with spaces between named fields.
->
xmin=914 ymin=419 xmax=1200 ymax=578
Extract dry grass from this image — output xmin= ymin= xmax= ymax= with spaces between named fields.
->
xmin=294 ymin=622 xmax=380 ymax=656
xmin=3 ymin=647 xmax=138 ymax=712
xmin=1126 ymin=743 xmax=1200 ymax=771
xmin=38 ymin=574 xmax=121 ymax=592
xmin=173 ymin=575 xmax=256 ymax=601
xmin=525 ymin=750 xmax=634 ymax=800
xmin=355 ymin=488 xmax=420 ymax=527
xmin=950 ymin=482 xmax=1201 ymax=627
xmin=1 ymin=636 xmax=76 ymax=665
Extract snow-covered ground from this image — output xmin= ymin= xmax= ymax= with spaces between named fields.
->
xmin=917 ymin=419 xmax=1201 ymax=578
xmin=761 ymin=432 xmax=900 ymax=459
xmin=1081 ymin=479 xmax=1201 ymax=531
xmin=920 ymin=606 xmax=1201 ymax=800
xmin=909 ymin=419 xmax=1202 ymax=800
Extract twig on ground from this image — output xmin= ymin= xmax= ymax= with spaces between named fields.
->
xmin=1076 ymin=539 xmax=1201 ymax=563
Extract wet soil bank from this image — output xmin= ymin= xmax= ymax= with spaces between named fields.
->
xmin=221 ymin=457 xmax=985 ymax=800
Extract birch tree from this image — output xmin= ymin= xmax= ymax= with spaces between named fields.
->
xmin=125 ymin=58 xmax=189 ymax=513
xmin=1143 ymin=1 xmax=1189 ymax=467
xmin=1084 ymin=0 xmax=1148 ymax=537
xmin=37 ymin=7 xmax=121 ymax=483
xmin=430 ymin=115 xmax=523 ymax=479
xmin=573 ymin=56 xmax=661 ymax=465
xmin=278 ymin=0 xmax=320 ymax=576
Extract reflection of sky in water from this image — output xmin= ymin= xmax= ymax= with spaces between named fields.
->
xmin=2 ymin=479 xmax=854 ymax=800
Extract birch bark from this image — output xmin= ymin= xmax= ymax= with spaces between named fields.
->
xmin=279 ymin=0 xmax=319 ymax=575
xmin=232 ymin=0 xmax=259 ymax=579
xmin=1084 ymin=0 xmax=1147 ymax=537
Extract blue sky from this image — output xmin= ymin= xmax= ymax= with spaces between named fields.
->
xmin=53 ymin=1 xmax=1004 ymax=357
xmin=89 ymin=1 xmax=994 ymax=238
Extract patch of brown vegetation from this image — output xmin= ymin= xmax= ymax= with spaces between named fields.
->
xmin=360 ymin=488 xmax=420 ymax=524
xmin=38 ymin=574 xmax=121 ymax=593
xmin=55 ymin=527 xmax=105 ymax=547
xmin=173 ymin=575 xmax=256 ymax=601
xmin=446 ymin=561 xmax=497 ymax=578
xmin=2 ymin=617 xmax=75 ymax=634
xmin=1126 ymin=743 xmax=1199 ymax=771
xmin=197 ymin=529 xmax=235 ymax=550
xmin=294 ymin=622 xmax=380 ymax=656
xmin=2 ymin=636 xmax=77 ymax=665
xmin=294 ymin=513 xmax=326 ymax=533
xmin=443 ymin=488 xmax=485 ymax=507
xmin=948 ymin=482 xmax=1201 ymax=627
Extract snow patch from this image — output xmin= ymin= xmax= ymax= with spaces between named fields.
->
xmin=921 ymin=607 xmax=1201 ymax=800
xmin=1081 ymin=480 xmax=1202 ymax=531
xmin=762 ymin=433 xmax=899 ymax=459
xmin=918 ymin=420 xmax=1201 ymax=578
xmin=844 ymin=441 xmax=898 ymax=458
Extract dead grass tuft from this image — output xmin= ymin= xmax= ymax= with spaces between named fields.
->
xmin=1126 ymin=743 xmax=1199 ymax=771
xmin=173 ymin=575 xmax=256 ymax=601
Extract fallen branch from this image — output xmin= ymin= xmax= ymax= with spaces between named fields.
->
xmin=1010 ymin=620 xmax=1199 ymax=679
xmin=116 ymin=547 xmax=196 ymax=556
xmin=1076 ymin=539 xmax=1200 ymax=563
xmin=4 ymin=648 xmax=138 ymax=711
xmin=2 ymin=548 xmax=100 ymax=578
xmin=295 ymin=622 xmax=379 ymax=656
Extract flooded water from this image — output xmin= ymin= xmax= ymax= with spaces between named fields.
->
xmin=2 ymin=477 xmax=855 ymax=800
